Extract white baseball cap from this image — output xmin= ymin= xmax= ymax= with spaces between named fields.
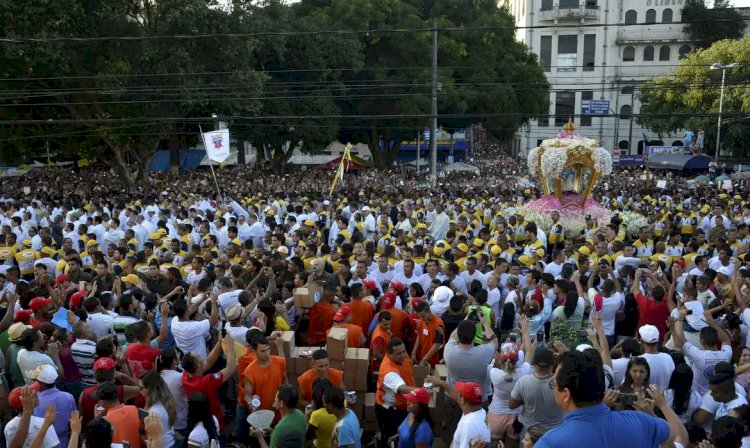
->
xmin=717 ymin=266 xmax=731 ymax=277
xmin=361 ymin=206 xmax=371 ymax=212
xmin=638 ymin=325 xmax=660 ymax=344
xmin=33 ymin=364 xmax=59 ymax=385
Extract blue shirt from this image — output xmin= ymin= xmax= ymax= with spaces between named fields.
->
xmin=154 ymin=310 xmax=176 ymax=349
xmin=535 ymin=403 xmax=670 ymax=448
xmin=336 ymin=409 xmax=362 ymax=448
xmin=397 ymin=415 xmax=433 ymax=448
xmin=34 ymin=387 xmax=77 ymax=448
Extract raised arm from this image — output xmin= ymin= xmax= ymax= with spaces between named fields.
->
xmin=631 ymin=268 xmax=642 ymax=297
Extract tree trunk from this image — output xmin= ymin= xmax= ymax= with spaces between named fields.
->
xmin=110 ymin=147 xmax=136 ymax=193
xmin=368 ymin=126 xmax=385 ymax=168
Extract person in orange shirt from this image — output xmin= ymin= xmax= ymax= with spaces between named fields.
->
xmin=242 ymin=333 xmax=287 ymax=424
xmin=308 ymin=287 xmax=337 ymax=345
xmin=95 ymin=381 xmax=142 ymax=448
xmin=381 ymin=292 xmax=410 ymax=342
xmin=234 ymin=328 xmax=263 ymax=440
xmin=327 ymin=305 xmax=366 ymax=348
xmin=375 ymin=338 xmax=417 ymax=448
xmin=411 ymin=301 xmax=445 ymax=367
xmin=370 ymin=310 xmax=392 ymax=375
xmin=348 ymin=282 xmax=375 ymax=336
xmin=296 ymin=348 xmax=346 ymax=405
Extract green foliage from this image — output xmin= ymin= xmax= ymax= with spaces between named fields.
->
xmin=682 ymin=0 xmax=745 ymax=49
xmin=638 ymin=36 xmax=750 ymax=157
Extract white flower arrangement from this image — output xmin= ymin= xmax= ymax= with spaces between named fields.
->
xmin=619 ymin=211 xmax=649 ymax=238
xmin=527 ymin=147 xmax=541 ymax=175
xmin=593 ymin=148 xmax=613 ymax=176
xmin=540 ymin=148 xmax=567 ymax=179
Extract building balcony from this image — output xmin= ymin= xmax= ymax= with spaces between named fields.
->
xmin=616 ymin=27 xmax=688 ymax=44
xmin=538 ymin=5 xmax=601 ymax=21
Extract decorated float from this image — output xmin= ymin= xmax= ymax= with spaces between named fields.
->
xmin=514 ymin=119 xmax=647 ymax=236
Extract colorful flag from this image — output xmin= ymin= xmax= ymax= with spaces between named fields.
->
xmin=202 ymin=128 xmax=230 ymax=163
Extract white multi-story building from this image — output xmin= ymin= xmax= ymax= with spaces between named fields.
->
xmin=501 ymin=0 xmax=692 ymax=156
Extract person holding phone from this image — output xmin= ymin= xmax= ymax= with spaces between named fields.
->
xmin=616 ymin=357 xmax=651 ymax=410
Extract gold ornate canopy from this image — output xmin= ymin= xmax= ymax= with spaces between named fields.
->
xmin=527 ymin=119 xmax=612 ymax=207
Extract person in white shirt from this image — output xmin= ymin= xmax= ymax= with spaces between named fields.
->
xmin=693 ymin=362 xmax=748 ymax=427
xmin=424 ymin=377 xmax=490 ymax=448
xmin=171 ymin=297 xmax=218 ymax=360
xmin=368 ymin=256 xmax=395 ymax=296
xmin=670 ymin=306 xmax=732 ymax=396
xmin=84 ymin=297 xmax=116 ymax=339
xmin=460 ymin=257 xmax=487 ymax=289
xmin=416 ymin=259 xmax=446 ymax=294
xmin=5 ymin=385 xmax=60 ymax=448
xmin=586 ymin=266 xmax=624 ymax=346
xmin=544 ymin=250 xmax=566 ymax=279
xmin=638 ymin=325 xmax=676 ymax=390
xmin=391 ymin=260 xmax=420 ymax=290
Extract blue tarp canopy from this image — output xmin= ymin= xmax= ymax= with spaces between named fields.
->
xmin=648 ymin=154 xmax=711 ymax=171
xmin=149 ymin=149 xmax=206 ymax=173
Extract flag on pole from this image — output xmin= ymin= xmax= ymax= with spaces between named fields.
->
xmin=329 ymin=144 xmax=353 ymax=196
xmin=202 ymin=128 xmax=230 ymax=163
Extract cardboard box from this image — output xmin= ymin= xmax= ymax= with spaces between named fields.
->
xmin=326 ymin=327 xmax=348 ymax=360
xmin=412 ymin=364 xmax=431 ymax=387
xmin=344 ymin=372 xmax=368 ymax=392
xmin=344 ymin=348 xmax=370 ymax=376
xmin=270 ymin=331 xmax=295 ymax=358
xmin=293 ymin=280 xmax=324 ymax=308
xmin=294 ymin=347 xmax=315 ymax=374
xmin=434 ymin=364 xmax=447 ymax=380
xmin=330 ymin=359 xmax=345 ymax=370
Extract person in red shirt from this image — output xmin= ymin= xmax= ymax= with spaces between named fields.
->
xmin=181 ymin=334 xmax=236 ymax=429
xmin=79 ymin=357 xmax=141 ymax=429
xmin=381 ymin=293 xmax=410 ymax=342
xmin=631 ymin=268 xmax=669 ymax=342
xmin=28 ymin=297 xmax=53 ymax=328
xmin=327 ymin=306 xmax=366 ymax=348
xmin=411 ymin=301 xmax=445 ymax=367
xmin=308 ymin=287 xmax=336 ymax=345
xmin=124 ymin=321 xmax=162 ymax=380
xmin=296 ymin=348 xmax=346 ymax=405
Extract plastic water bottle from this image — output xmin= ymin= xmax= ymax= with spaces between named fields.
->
xmin=251 ymin=395 xmax=261 ymax=411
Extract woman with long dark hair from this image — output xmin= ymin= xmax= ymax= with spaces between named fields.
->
xmin=157 ymin=348 xmax=188 ymax=439
xmin=392 ymin=387 xmax=434 ymax=448
xmin=618 ymin=357 xmax=651 ymax=410
xmin=185 ymin=393 xmax=219 ymax=448
xmin=498 ymin=302 xmax=520 ymax=342
xmin=665 ymin=363 xmax=701 ymax=424
xmin=140 ymin=371 xmax=177 ymax=448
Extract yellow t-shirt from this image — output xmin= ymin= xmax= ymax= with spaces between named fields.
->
xmin=309 ymin=408 xmax=337 ymax=448
xmin=275 ymin=317 xmax=290 ymax=331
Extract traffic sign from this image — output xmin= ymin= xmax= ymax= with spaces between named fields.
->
xmin=581 ymin=100 xmax=610 ymax=115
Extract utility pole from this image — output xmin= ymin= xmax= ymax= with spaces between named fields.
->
xmin=429 ymin=17 xmax=438 ymax=187
xmin=628 ymin=82 xmax=635 ymax=154
xmin=416 ymin=131 xmax=421 ymax=174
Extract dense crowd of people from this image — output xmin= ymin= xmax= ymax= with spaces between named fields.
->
xmin=0 ymin=152 xmax=748 ymax=448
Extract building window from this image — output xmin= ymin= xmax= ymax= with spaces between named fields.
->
xmin=659 ymin=45 xmax=671 ymax=61
xmin=645 ymin=9 xmax=656 ymax=23
xmin=625 ymin=10 xmax=637 ymax=24
xmin=541 ymin=0 xmax=553 ymax=10
xmin=582 ymin=34 xmax=596 ymax=71
xmin=621 ymin=85 xmax=633 ymax=95
xmin=540 ymin=36 xmax=552 ymax=72
xmin=623 ymin=46 xmax=635 ymax=62
xmin=559 ymin=0 xmax=578 ymax=8
xmin=620 ymin=105 xmax=632 ymax=119
xmin=619 ymin=140 xmax=629 ymax=150
xmin=662 ymin=8 xmax=673 ymax=23
xmin=555 ymin=92 xmax=576 ymax=126
xmin=581 ymin=91 xmax=594 ymax=126
xmin=672 ymin=140 xmax=683 ymax=146
xmin=557 ymin=35 xmax=578 ymax=71
xmin=679 ymin=45 xmax=691 ymax=59
xmin=643 ymin=46 xmax=654 ymax=61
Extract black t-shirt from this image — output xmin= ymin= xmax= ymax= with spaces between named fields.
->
xmin=441 ymin=310 xmax=466 ymax=340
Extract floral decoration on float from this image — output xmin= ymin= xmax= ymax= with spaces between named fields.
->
xmin=521 ymin=119 xmax=646 ymax=237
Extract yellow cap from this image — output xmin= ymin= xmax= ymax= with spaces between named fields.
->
xmin=579 ymin=246 xmax=591 ymax=256
xmin=21 ymin=239 xmax=31 ymax=247
xmin=490 ymin=245 xmax=502 ymax=256
xmin=473 ymin=238 xmax=484 ymax=248
xmin=86 ymin=239 xmax=97 ymax=247
xmin=230 ymin=238 xmax=241 ymax=246
xmin=121 ymin=274 xmax=140 ymax=284
xmin=277 ymin=246 xmax=289 ymax=255
xmin=150 ymin=233 xmax=161 ymax=240
xmin=457 ymin=243 xmax=469 ymax=253
xmin=304 ymin=219 xmax=315 ymax=227
xmin=157 ymin=228 xmax=167 ymax=236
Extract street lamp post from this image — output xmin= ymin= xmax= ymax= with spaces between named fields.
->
xmin=710 ymin=62 xmax=740 ymax=162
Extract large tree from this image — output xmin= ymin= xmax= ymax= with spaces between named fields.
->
xmin=682 ymin=0 xmax=745 ymax=49
xmin=300 ymin=0 xmax=549 ymax=168
xmin=638 ymin=36 xmax=750 ymax=157
xmin=0 ymin=0 xmax=265 ymax=191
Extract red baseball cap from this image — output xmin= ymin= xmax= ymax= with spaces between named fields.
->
xmin=14 ymin=309 xmax=33 ymax=323
xmin=69 ymin=290 xmax=86 ymax=310
xmin=361 ymin=279 xmax=377 ymax=293
xmin=675 ymin=260 xmax=686 ymax=269
xmin=29 ymin=297 xmax=52 ymax=312
xmin=403 ymin=387 xmax=431 ymax=405
xmin=8 ymin=382 xmax=41 ymax=410
xmin=53 ymin=274 xmax=69 ymax=287
xmin=333 ymin=305 xmax=352 ymax=323
xmin=454 ymin=381 xmax=483 ymax=405
xmin=93 ymin=357 xmax=116 ymax=371
xmin=389 ymin=281 xmax=405 ymax=293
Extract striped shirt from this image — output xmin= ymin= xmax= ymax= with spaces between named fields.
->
xmin=70 ymin=339 xmax=97 ymax=388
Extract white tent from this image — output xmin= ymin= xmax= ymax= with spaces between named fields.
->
xmin=440 ymin=162 xmax=480 ymax=174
